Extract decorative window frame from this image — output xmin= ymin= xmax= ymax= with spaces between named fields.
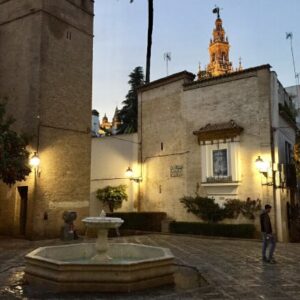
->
xmin=201 ymin=139 xmax=240 ymax=185
xmin=193 ymin=120 xmax=243 ymax=186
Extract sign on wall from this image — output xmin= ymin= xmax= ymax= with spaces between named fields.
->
xmin=170 ymin=165 xmax=183 ymax=177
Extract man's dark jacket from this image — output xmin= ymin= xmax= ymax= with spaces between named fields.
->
xmin=260 ymin=210 xmax=272 ymax=234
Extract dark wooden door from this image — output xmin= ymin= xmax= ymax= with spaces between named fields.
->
xmin=18 ymin=186 xmax=28 ymax=236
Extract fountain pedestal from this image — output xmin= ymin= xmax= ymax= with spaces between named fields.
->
xmin=93 ymin=228 xmax=109 ymax=261
xmin=82 ymin=215 xmax=123 ymax=262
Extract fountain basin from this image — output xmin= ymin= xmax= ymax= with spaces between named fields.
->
xmin=25 ymin=243 xmax=175 ymax=292
xmin=82 ymin=216 xmax=124 ymax=229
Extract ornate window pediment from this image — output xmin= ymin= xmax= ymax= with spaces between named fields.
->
xmin=193 ymin=120 xmax=243 ymax=144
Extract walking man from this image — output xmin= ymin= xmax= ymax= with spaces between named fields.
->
xmin=260 ymin=204 xmax=276 ymax=263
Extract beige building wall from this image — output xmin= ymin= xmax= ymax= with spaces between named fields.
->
xmin=139 ymin=74 xmax=194 ymax=220
xmin=270 ymin=73 xmax=296 ymax=242
xmin=138 ymin=66 xmax=296 ymax=242
xmin=0 ymin=0 xmax=94 ymax=238
xmin=90 ymin=134 xmax=139 ymax=215
xmin=285 ymin=84 xmax=300 ymax=124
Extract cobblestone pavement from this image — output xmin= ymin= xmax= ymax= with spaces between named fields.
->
xmin=1 ymin=234 xmax=300 ymax=299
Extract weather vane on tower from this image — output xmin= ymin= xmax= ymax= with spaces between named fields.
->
xmin=212 ymin=5 xmax=222 ymax=18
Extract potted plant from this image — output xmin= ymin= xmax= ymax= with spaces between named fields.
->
xmin=96 ymin=185 xmax=128 ymax=212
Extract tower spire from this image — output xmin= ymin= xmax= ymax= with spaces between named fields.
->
xmin=197 ymin=7 xmax=242 ymax=80
xmin=206 ymin=7 xmax=232 ymax=77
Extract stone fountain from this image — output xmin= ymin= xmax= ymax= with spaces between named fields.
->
xmin=82 ymin=210 xmax=123 ymax=261
xmin=25 ymin=211 xmax=175 ymax=293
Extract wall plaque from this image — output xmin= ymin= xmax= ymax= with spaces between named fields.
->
xmin=170 ymin=165 xmax=183 ymax=177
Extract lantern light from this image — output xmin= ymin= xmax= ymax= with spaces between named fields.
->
xmin=125 ymin=166 xmax=142 ymax=182
xmin=30 ymin=152 xmax=40 ymax=168
xmin=125 ymin=166 xmax=133 ymax=178
xmin=255 ymin=156 xmax=269 ymax=178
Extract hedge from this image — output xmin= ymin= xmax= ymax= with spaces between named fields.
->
xmin=107 ymin=212 xmax=167 ymax=232
xmin=169 ymin=221 xmax=255 ymax=239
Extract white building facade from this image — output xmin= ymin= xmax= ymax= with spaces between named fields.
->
xmin=137 ymin=65 xmax=297 ymax=242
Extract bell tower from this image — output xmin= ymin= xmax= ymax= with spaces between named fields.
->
xmin=198 ymin=7 xmax=238 ymax=80
xmin=207 ymin=7 xmax=232 ymax=77
xmin=0 ymin=0 xmax=94 ymax=238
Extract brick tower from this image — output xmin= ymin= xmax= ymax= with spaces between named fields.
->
xmin=0 ymin=0 xmax=94 ymax=238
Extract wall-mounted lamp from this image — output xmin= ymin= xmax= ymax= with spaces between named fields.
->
xmin=255 ymin=156 xmax=269 ymax=177
xmin=29 ymin=152 xmax=40 ymax=168
xmin=125 ymin=166 xmax=142 ymax=183
xmin=255 ymin=156 xmax=273 ymax=186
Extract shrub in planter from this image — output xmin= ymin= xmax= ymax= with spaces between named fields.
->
xmin=96 ymin=185 xmax=128 ymax=212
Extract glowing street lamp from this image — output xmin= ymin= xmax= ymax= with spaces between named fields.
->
xmin=30 ymin=152 xmax=40 ymax=168
xmin=125 ymin=166 xmax=133 ymax=178
xmin=255 ymin=156 xmax=269 ymax=177
xmin=125 ymin=166 xmax=142 ymax=183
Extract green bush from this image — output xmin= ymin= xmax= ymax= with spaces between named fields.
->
xmin=180 ymin=195 xmax=261 ymax=222
xmin=224 ymin=198 xmax=261 ymax=220
xmin=180 ymin=196 xmax=223 ymax=223
xmin=107 ymin=212 xmax=167 ymax=232
xmin=169 ymin=221 xmax=256 ymax=239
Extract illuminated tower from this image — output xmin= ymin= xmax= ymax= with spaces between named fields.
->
xmin=112 ymin=106 xmax=121 ymax=134
xmin=207 ymin=8 xmax=232 ymax=77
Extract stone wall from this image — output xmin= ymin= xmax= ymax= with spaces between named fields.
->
xmin=90 ymin=134 xmax=139 ymax=215
xmin=0 ymin=0 xmax=94 ymax=238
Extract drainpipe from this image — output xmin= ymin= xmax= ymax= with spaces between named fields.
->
xmin=270 ymin=126 xmax=278 ymax=237
xmin=269 ymin=73 xmax=279 ymax=240
xmin=138 ymin=91 xmax=143 ymax=212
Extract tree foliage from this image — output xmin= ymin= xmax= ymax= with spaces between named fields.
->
xmin=294 ymin=134 xmax=300 ymax=177
xmin=0 ymin=101 xmax=31 ymax=185
xmin=96 ymin=185 xmax=128 ymax=212
xmin=130 ymin=0 xmax=153 ymax=83
xmin=118 ymin=66 xmax=144 ymax=134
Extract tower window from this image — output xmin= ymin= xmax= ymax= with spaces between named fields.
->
xmin=222 ymin=52 xmax=226 ymax=62
xmin=66 ymin=31 xmax=72 ymax=40
xmin=161 ymin=142 xmax=164 ymax=151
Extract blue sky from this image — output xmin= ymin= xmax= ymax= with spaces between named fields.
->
xmin=93 ymin=0 xmax=300 ymax=119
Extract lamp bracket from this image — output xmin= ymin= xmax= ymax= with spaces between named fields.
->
xmin=261 ymin=171 xmax=268 ymax=178
xmin=262 ymin=182 xmax=273 ymax=186
xmin=130 ymin=177 xmax=142 ymax=183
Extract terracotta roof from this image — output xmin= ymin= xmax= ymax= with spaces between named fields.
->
xmin=193 ymin=120 xmax=244 ymax=142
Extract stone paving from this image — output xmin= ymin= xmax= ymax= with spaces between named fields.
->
xmin=1 ymin=234 xmax=300 ymax=299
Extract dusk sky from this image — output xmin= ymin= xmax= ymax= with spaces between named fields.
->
xmin=93 ymin=0 xmax=300 ymax=119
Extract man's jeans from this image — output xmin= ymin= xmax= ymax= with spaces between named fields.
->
xmin=262 ymin=233 xmax=276 ymax=260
